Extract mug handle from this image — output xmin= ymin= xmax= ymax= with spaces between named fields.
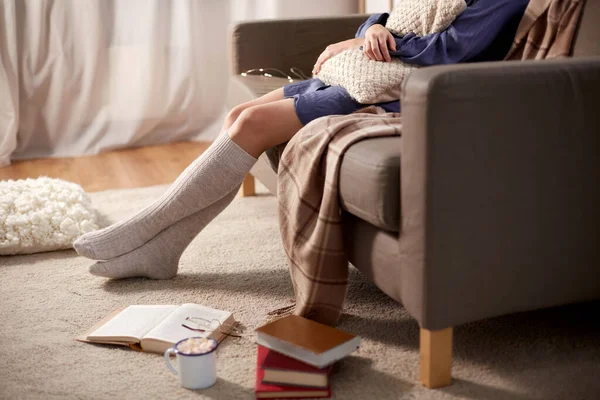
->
xmin=164 ymin=348 xmax=178 ymax=376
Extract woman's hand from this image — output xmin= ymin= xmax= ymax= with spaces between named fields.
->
xmin=364 ymin=24 xmax=396 ymax=62
xmin=312 ymin=37 xmax=364 ymax=75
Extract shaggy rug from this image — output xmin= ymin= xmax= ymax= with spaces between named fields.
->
xmin=1 ymin=185 xmax=599 ymax=400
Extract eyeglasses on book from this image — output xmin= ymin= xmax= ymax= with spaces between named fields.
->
xmin=181 ymin=317 xmax=243 ymax=338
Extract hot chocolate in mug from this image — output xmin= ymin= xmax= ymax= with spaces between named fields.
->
xmin=164 ymin=337 xmax=218 ymax=389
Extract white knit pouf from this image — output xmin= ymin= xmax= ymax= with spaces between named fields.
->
xmin=316 ymin=0 xmax=466 ymax=104
xmin=0 ymin=177 xmax=98 ymax=255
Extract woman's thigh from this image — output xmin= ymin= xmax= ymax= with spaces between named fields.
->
xmin=223 ymin=87 xmax=285 ymax=131
xmin=228 ymin=98 xmax=302 ymax=158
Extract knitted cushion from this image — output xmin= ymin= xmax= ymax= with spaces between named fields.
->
xmin=315 ymin=0 xmax=466 ymax=104
xmin=0 ymin=177 xmax=98 ymax=255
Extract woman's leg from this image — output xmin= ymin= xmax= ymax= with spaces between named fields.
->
xmin=222 ymin=88 xmax=285 ymax=133
xmin=228 ymin=98 xmax=302 ymax=158
xmin=89 ymin=187 xmax=240 ymax=279
xmin=74 ymin=97 xmax=301 ymax=265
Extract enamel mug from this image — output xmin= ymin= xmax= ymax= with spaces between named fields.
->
xmin=164 ymin=337 xmax=218 ymax=389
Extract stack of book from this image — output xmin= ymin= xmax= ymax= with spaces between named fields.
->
xmin=254 ymin=315 xmax=360 ymax=399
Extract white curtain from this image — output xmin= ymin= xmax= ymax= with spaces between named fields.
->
xmin=0 ymin=0 xmax=19 ymax=167
xmin=0 ymin=0 xmax=229 ymax=166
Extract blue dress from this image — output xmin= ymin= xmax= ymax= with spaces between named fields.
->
xmin=284 ymin=0 xmax=529 ymax=125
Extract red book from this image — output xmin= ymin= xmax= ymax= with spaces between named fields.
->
xmin=262 ymin=346 xmax=334 ymax=388
xmin=256 ymin=345 xmax=331 ymax=399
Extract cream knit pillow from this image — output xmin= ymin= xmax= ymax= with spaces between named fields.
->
xmin=315 ymin=0 xmax=466 ymax=104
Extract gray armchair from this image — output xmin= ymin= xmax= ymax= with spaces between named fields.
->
xmin=227 ymin=3 xmax=600 ymax=389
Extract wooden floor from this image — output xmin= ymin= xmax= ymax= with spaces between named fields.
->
xmin=0 ymin=141 xmax=211 ymax=192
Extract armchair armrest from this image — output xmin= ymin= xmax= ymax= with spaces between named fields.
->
xmin=398 ymin=57 xmax=600 ymax=330
xmin=229 ymin=15 xmax=368 ymax=76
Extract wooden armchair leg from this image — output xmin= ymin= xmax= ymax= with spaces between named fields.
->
xmin=241 ymin=173 xmax=256 ymax=197
xmin=420 ymin=327 xmax=453 ymax=389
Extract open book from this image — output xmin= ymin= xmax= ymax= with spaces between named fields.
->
xmin=77 ymin=304 xmax=235 ymax=354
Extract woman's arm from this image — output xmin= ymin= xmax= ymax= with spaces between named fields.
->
xmin=389 ymin=0 xmax=530 ymax=65
xmin=312 ymin=37 xmax=365 ymax=75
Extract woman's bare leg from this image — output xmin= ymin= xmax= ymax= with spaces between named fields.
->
xmin=222 ymin=88 xmax=285 ymax=133
xmin=227 ymin=98 xmax=302 ymax=158
xmin=224 ymin=88 xmax=286 ymax=196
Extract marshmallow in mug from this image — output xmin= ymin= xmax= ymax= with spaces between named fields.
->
xmin=176 ymin=337 xmax=217 ymax=354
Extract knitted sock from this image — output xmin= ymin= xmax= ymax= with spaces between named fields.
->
xmin=88 ymin=187 xmax=239 ymax=279
xmin=74 ymin=133 xmax=256 ymax=260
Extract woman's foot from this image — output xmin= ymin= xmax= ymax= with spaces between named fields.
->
xmin=87 ymin=187 xmax=239 ymax=279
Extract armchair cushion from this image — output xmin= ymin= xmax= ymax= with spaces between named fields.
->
xmin=339 ymin=137 xmax=401 ymax=233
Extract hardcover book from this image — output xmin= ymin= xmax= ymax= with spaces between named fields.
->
xmin=261 ymin=345 xmax=334 ymax=388
xmin=255 ymin=315 xmax=360 ymax=368
xmin=256 ymin=345 xmax=331 ymax=399
xmin=77 ymin=304 xmax=235 ymax=354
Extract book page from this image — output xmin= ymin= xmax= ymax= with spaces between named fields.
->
xmin=143 ymin=304 xmax=232 ymax=344
xmin=88 ymin=305 xmax=178 ymax=341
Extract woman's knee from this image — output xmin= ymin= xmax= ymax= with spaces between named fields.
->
xmin=229 ymin=99 xmax=301 ymax=158
xmin=228 ymin=106 xmax=272 ymax=154
xmin=231 ymin=107 xmax=264 ymax=138
xmin=224 ymin=104 xmax=247 ymax=128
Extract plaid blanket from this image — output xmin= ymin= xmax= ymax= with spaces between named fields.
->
xmin=273 ymin=0 xmax=584 ymax=326
xmin=275 ymin=107 xmax=402 ymax=324
xmin=505 ymin=0 xmax=584 ymax=60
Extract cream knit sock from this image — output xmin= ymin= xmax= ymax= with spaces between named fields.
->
xmin=88 ymin=187 xmax=239 ymax=279
xmin=74 ymin=133 xmax=256 ymax=260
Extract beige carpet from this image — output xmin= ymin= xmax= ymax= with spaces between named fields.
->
xmin=1 ymin=185 xmax=599 ymax=400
